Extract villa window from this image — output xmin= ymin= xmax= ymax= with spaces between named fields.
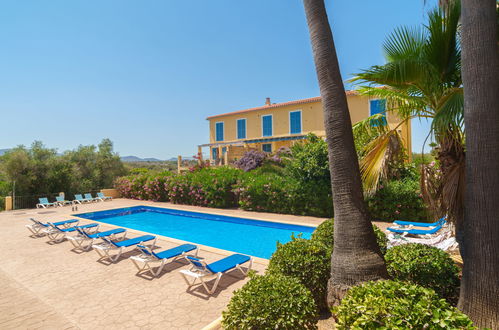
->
xmin=215 ymin=122 xmax=224 ymax=141
xmin=262 ymin=143 xmax=272 ymax=153
xmin=262 ymin=115 xmax=273 ymax=137
xmin=289 ymin=110 xmax=302 ymax=134
xmin=237 ymin=119 xmax=246 ymax=139
xmin=369 ymin=99 xmax=387 ymax=126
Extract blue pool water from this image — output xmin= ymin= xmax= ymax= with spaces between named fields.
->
xmin=76 ymin=206 xmax=315 ymax=259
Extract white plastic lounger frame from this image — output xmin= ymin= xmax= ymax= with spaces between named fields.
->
xmin=25 ymin=218 xmax=76 ymax=236
xmin=130 ymin=245 xmax=199 ymax=277
xmin=93 ymin=237 xmax=157 ymax=263
xmin=44 ymin=223 xmax=98 ymax=243
xmin=180 ymin=257 xmax=253 ymax=295
xmin=25 ymin=219 xmax=48 ymax=236
xmin=67 ymin=229 xmax=127 ymax=251
xmin=387 ymin=229 xmax=452 ymax=249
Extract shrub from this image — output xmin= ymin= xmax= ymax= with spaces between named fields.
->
xmin=234 ymin=173 xmax=293 ymax=213
xmin=334 ymin=280 xmax=474 ymax=329
xmin=143 ymin=172 xmax=172 ymax=201
xmin=385 ymin=243 xmax=460 ymax=303
xmin=284 ymin=134 xmax=333 ymax=217
xmin=114 ymin=174 xmax=150 ymax=200
xmin=222 ymin=273 xmax=318 ymax=329
xmin=267 ymin=237 xmax=331 ymax=311
xmin=165 ymin=167 xmax=242 ymax=208
xmin=311 ymin=219 xmax=388 ymax=255
xmin=234 ymin=150 xmax=267 ymax=172
xmin=366 ymin=178 xmax=429 ymax=221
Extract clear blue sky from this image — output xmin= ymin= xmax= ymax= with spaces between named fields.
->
xmin=0 ymin=0 xmax=436 ymax=159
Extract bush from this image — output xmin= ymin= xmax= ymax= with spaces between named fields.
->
xmin=267 ymin=237 xmax=331 ymax=311
xmin=222 ymin=273 xmax=318 ymax=329
xmin=165 ymin=167 xmax=242 ymax=208
xmin=311 ymin=219 xmax=388 ymax=255
xmin=385 ymin=243 xmax=460 ymax=303
xmin=114 ymin=173 xmax=150 ymax=200
xmin=234 ymin=173 xmax=293 ymax=213
xmin=283 ymin=134 xmax=333 ymax=217
xmin=234 ymin=150 xmax=267 ymax=172
xmin=334 ymin=280 xmax=474 ymax=329
xmin=366 ymin=178 xmax=429 ymax=221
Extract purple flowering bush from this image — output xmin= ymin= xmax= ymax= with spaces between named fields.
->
xmin=234 ymin=150 xmax=267 ymax=172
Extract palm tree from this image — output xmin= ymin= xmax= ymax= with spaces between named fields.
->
xmin=458 ymin=0 xmax=499 ymax=327
xmin=351 ymin=3 xmax=465 ymax=240
xmin=302 ymin=0 xmax=388 ymax=307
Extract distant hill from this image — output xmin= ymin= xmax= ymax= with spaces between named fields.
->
xmin=121 ymin=156 xmax=164 ymax=162
xmin=0 ymin=149 xmax=10 ymax=156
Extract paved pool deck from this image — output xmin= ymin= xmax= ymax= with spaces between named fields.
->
xmin=0 ymin=199 xmax=330 ymax=329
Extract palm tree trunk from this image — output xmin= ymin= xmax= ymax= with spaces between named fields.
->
xmin=302 ymin=0 xmax=388 ymax=308
xmin=459 ymin=0 xmax=499 ymax=327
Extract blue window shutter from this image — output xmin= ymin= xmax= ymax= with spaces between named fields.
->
xmin=215 ymin=122 xmax=224 ymax=141
xmin=212 ymin=148 xmax=218 ymax=159
xmin=237 ymin=119 xmax=246 ymax=139
xmin=290 ymin=111 xmax=302 ymax=134
xmin=262 ymin=116 xmax=272 ymax=136
xmin=370 ymin=99 xmax=386 ymax=116
xmin=369 ymin=100 xmax=387 ymax=126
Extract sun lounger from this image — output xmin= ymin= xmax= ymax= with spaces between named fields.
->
xmin=67 ymin=227 xmax=127 ymax=251
xmin=26 ymin=218 xmax=79 ymax=236
xmin=387 ymin=223 xmax=444 ymax=235
xmin=393 ymin=216 xmax=447 ymax=227
xmin=387 ymin=230 xmax=458 ymax=251
xmin=84 ymin=193 xmax=100 ymax=202
xmin=131 ymin=243 xmax=198 ymax=277
xmin=36 ymin=197 xmax=56 ymax=208
xmin=97 ymin=192 xmax=112 ymax=201
xmin=73 ymin=194 xmax=90 ymax=204
xmin=180 ymin=254 xmax=252 ymax=294
xmin=44 ymin=222 xmax=99 ymax=243
xmin=387 ymin=230 xmax=451 ymax=248
xmin=55 ymin=196 xmax=72 ymax=207
xmin=93 ymin=235 xmax=157 ymax=262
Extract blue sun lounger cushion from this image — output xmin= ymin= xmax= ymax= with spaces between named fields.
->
xmin=131 ymin=243 xmax=198 ymax=277
xmin=67 ymin=227 xmax=127 ymax=251
xmin=180 ymin=254 xmax=252 ymax=294
xmin=93 ymin=235 xmax=157 ymax=262
xmin=394 ymin=216 xmax=446 ymax=227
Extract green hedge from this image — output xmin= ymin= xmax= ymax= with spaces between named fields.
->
xmin=334 ymin=280 xmax=474 ymax=329
xmin=267 ymin=237 xmax=331 ymax=311
xmin=311 ymin=218 xmax=388 ymax=255
xmin=385 ymin=243 xmax=460 ymax=304
xmin=222 ymin=273 xmax=318 ymax=329
xmin=115 ymin=168 xmax=424 ymax=221
xmin=366 ymin=179 xmax=429 ymax=221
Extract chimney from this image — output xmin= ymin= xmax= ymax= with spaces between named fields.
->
xmin=265 ymin=97 xmax=271 ymax=106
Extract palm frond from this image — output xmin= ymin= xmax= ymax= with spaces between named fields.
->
xmin=432 ymin=87 xmax=464 ymax=136
xmin=359 ymin=129 xmax=404 ymax=196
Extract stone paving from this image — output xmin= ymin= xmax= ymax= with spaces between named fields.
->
xmin=0 ymin=199 xmax=327 ymax=329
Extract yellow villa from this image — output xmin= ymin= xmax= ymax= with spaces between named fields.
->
xmin=199 ymin=91 xmax=412 ymax=164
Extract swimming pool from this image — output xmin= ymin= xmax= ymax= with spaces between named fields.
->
xmin=76 ymin=206 xmax=315 ymax=259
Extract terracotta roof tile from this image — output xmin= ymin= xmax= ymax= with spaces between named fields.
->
xmin=206 ymin=90 xmax=359 ymax=120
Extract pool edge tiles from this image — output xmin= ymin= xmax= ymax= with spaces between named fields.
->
xmin=74 ymin=205 xmax=316 ymax=259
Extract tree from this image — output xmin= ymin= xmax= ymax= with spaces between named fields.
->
xmin=351 ymin=3 xmax=464 ymax=241
xmin=458 ymin=0 xmax=499 ymax=327
xmin=302 ymin=0 xmax=388 ymax=307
